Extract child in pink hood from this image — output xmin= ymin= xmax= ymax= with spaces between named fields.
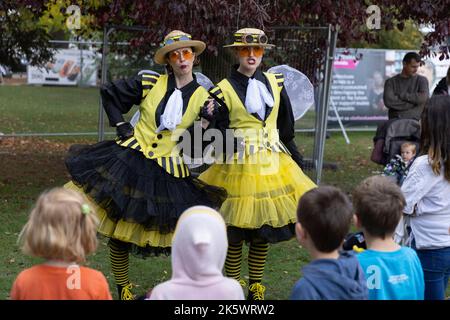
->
xmin=148 ymin=206 xmax=244 ymax=300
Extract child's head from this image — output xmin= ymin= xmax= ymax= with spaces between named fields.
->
xmin=400 ymin=142 xmax=416 ymax=162
xmin=171 ymin=206 xmax=227 ymax=282
xmin=19 ymin=188 xmax=99 ymax=264
xmin=296 ymin=186 xmax=353 ymax=253
xmin=353 ymin=176 xmax=406 ymax=239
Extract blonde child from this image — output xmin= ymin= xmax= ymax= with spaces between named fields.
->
xmin=10 ymin=188 xmax=112 ymax=300
xmin=383 ymin=142 xmax=417 ymax=185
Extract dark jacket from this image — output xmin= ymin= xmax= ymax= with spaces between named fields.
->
xmin=383 ymin=74 xmax=429 ymax=120
xmin=290 ymin=251 xmax=368 ymax=300
xmin=432 ymin=77 xmax=449 ymax=96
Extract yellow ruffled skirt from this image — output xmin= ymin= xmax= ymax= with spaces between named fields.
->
xmin=199 ymin=150 xmax=317 ymax=243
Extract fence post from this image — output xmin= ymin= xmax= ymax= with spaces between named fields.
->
xmin=98 ymin=26 xmax=114 ymax=142
xmin=314 ymin=25 xmax=338 ymax=184
xmin=79 ymin=40 xmax=84 ymax=87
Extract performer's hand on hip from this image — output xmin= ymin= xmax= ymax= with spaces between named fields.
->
xmin=116 ymin=122 xmax=134 ymax=140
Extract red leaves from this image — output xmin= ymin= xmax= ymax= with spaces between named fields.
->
xmin=83 ymin=1 xmax=447 ymax=53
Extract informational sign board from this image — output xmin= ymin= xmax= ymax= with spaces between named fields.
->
xmin=27 ymin=49 xmax=98 ymax=86
xmin=328 ymin=49 xmax=450 ymax=127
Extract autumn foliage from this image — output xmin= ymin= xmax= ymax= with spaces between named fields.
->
xmin=1 ymin=0 xmax=449 ymax=69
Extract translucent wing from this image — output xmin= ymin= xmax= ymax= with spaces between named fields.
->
xmin=187 ymin=72 xmax=215 ymax=168
xmin=129 ymin=109 xmax=140 ymax=127
xmin=130 ymin=70 xmax=161 ymax=127
xmin=194 ymin=72 xmax=214 ymax=90
xmin=268 ymin=65 xmax=315 ymax=120
xmin=137 ymin=69 xmax=160 ymax=76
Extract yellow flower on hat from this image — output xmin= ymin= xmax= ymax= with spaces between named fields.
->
xmin=154 ymin=30 xmax=206 ymax=65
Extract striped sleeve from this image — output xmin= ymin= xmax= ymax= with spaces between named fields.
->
xmin=100 ymin=74 xmax=144 ymax=126
xmin=209 ymin=85 xmax=226 ymax=107
xmin=274 ymin=73 xmax=284 ymax=88
xmin=140 ymin=71 xmax=160 ymax=98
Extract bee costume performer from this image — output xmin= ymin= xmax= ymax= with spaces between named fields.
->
xmin=199 ymin=28 xmax=317 ymax=300
xmin=65 ymin=30 xmax=226 ymax=300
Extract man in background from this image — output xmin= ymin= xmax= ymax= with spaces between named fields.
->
xmin=371 ymin=52 xmax=428 ymax=165
xmin=383 ymin=52 xmax=429 ymax=120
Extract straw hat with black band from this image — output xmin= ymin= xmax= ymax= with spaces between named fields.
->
xmin=223 ymin=28 xmax=275 ymax=48
xmin=154 ymin=30 xmax=206 ymax=65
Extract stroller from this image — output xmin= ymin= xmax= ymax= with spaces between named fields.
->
xmin=371 ymin=118 xmax=421 ymax=166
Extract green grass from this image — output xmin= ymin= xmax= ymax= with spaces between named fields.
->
xmin=0 ymin=85 xmax=315 ymax=135
xmin=0 ymin=86 xmax=100 ymax=133
xmin=1 ymin=86 xmax=448 ymax=300
xmin=0 ymin=86 xmax=138 ymax=134
xmin=0 ymin=130 xmax=378 ymax=300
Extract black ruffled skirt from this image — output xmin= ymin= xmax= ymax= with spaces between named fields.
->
xmin=65 ymin=140 xmax=226 ymax=256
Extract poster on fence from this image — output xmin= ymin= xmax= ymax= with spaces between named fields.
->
xmin=328 ymin=49 xmax=450 ymax=127
xmin=27 ymin=49 xmax=99 ymax=86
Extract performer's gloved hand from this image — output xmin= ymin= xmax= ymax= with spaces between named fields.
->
xmin=116 ymin=122 xmax=134 ymax=140
xmin=199 ymin=99 xmax=218 ymax=122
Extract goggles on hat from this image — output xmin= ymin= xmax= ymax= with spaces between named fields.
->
xmin=234 ymin=33 xmax=269 ymax=45
xmin=161 ymin=34 xmax=192 ymax=47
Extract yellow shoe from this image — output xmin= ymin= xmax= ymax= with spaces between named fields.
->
xmin=353 ymin=245 xmax=365 ymax=253
xmin=247 ymin=282 xmax=266 ymax=300
xmin=118 ymin=283 xmax=134 ymax=300
xmin=239 ymin=279 xmax=247 ymax=288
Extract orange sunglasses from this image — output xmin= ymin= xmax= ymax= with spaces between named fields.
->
xmin=236 ymin=46 xmax=264 ymax=58
xmin=168 ymin=49 xmax=194 ymax=62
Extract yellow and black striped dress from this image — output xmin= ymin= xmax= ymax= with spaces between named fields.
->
xmin=65 ymin=72 xmax=226 ymax=256
xmin=199 ymin=68 xmax=316 ymax=244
